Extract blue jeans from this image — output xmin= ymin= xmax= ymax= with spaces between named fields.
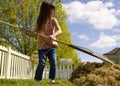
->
xmin=34 ymin=47 xmax=56 ymax=81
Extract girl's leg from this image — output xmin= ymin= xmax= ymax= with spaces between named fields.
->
xmin=47 ymin=47 xmax=56 ymax=80
xmin=34 ymin=49 xmax=47 ymax=81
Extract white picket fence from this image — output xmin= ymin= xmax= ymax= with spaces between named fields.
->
xmin=0 ymin=45 xmax=74 ymax=79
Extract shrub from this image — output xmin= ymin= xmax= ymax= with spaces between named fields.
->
xmin=69 ymin=62 xmax=120 ymax=86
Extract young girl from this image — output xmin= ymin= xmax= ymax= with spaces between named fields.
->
xmin=21 ymin=1 xmax=62 ymax=83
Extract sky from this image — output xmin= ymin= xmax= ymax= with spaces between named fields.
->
xmin=62 ymin=0 xmax=120 ymax=62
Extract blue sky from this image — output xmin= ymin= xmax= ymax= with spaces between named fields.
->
xmin=62 ymin=0 xmax=120 ymax=62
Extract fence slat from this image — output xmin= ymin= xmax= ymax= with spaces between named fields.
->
xmin=6 ymin=46 xmax=12 ymax=78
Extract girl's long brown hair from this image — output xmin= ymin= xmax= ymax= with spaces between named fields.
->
xmin=37 ymin=1 xmax=55 ymax=31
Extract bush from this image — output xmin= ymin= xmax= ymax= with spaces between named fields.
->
xmin=69 ymin=62 xmax=120 ymax=86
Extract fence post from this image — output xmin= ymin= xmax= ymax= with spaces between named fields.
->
xmin=60 ymin=58 xmax=73 ymax=79
xmin=5 ymin=46 xmax=12 ymax=78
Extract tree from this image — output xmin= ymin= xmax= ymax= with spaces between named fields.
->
xmin=0 ymin=0 xmax=40 ymax=55
xmin=0 ymin=0 xmax=81 ymax=66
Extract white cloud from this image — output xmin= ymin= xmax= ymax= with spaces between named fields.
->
xmin=112 ymin=28 xmax=120 ymax=32
xmin=90 ymin=32 xmax=120 ymax=49
xmin=78 ymin=34 xmax=89 ymax=41
xmin=63 ymin=1 xmax=120 ymax=30
xmin=116 ymin=10 xmax=120 ymax=15
xmin=62 ymin=1 xmax=85 ymax=23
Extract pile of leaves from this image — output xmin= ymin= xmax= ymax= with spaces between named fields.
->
xmin=69 ymin=62 xmax=120 ymax=86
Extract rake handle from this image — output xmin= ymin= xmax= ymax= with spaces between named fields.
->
xmin=0 ymin=20 xmax=114 ymax=64
xmin=0 ymin=20 xmax=18 ymax=28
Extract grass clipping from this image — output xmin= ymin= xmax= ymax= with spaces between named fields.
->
xmin=69 ymin=62 xmax=120 ymax=86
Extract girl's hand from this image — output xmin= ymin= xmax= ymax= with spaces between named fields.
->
xmin=49 ymin=35 xmax=55 ymax=40
xmin=46 ymin=35 xmax=58 ymax=47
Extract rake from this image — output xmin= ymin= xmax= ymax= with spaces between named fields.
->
xmin=0 ymin=20 xmax=114 ymax=64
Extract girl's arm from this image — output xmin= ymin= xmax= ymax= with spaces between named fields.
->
xmin=53 ymin=18 xmax=62 ymax=37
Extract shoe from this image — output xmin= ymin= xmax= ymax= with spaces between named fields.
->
xmin=51 ymin=80 xmax=55 ymax=83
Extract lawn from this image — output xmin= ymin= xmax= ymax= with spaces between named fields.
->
xmin=0 ymin=79 xmax=76 ymax=86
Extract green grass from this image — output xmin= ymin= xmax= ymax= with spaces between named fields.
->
xmin=0 ymin=79 xmax=76 ymax=86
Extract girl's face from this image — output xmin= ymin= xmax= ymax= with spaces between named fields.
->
xmin=49 ymin=9 xmax=55 ymax=18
